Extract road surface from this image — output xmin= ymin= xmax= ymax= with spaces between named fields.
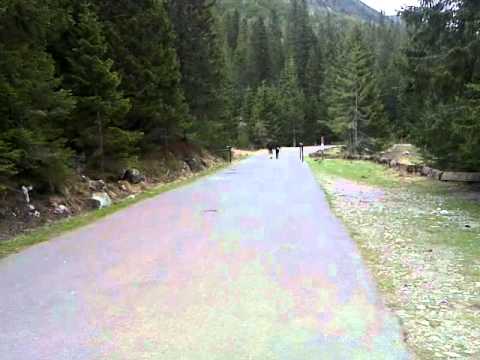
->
xmin=0 ymin=147 xmax=409 ymax=359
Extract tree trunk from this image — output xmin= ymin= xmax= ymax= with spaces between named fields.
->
xmin=353 ymin=88 xmax=359 ymax=154
xmin=97 ymin=110 xmax=104 ymax=175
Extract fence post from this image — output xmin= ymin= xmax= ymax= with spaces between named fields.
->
xmin=227 ymin=146 xmax=232 ymax=163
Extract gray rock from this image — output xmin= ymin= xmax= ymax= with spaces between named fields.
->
xmin=441 ymin=172 xmax=480 ymax=183
xmin=122 ymin=169 xmax=145 ymax=184
xmin=431 ymin=169 xmax=443 ymax=180
xmin=88 ymin=179 xmax=106 ymax=192
xmin=379 ymin=157 xmax=390 ymax=165
xmin=26 ymin=204 xmax=40 ymax=218
xmin=88 ymin=192 xmax=112 ymax=209
xmin=184 ymin=158 xmax=204 ymax=173
xmin=53 ymin=205 xmax=71 ymax=215
xmin=421 ymin=166 xmax=433 ymax=177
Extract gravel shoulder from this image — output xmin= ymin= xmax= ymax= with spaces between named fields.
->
xmin=308 ymin=159 xmax=480 ymax=359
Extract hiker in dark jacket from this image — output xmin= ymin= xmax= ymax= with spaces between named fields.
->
xmin=275 ymin=145 xmax=280 ymax=159
xmin=267 ymin=143 xmax=274 ymax=159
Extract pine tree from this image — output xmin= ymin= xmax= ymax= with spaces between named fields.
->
xmin=226 ymin=9 xmax=240 ymax=51
xmin=0 ymin=0 xmax=75 ymax=192
xmin=249 ymin=16 xmax=272 ymax=88
xmin=328 ymin=27 xmax=388 ymax=153
xmin=241 ymin=87 xmax=256 ymax=145
xmin=269 ymin=9 xmax=285 ymax=82
xmin=277 ymin=57 xmax=305 ymax=146
xmin=401 ymin=0 xmax=480 ymax=169
xmin=168 ymin=0 xmax=226 ymax=141
xmin=233 ymin=18 xmax=250 ymax=91
xmin=304 ymin=37 xmax=326 ymax=144
xmin=250 ymin=83 xmax=271 ymax=147
xmin=250 ymin=82 xmax=282 ymax=147
xmin=0 ymin=139 xmax=22 ymax=192
xmin=455 ymin=83 xmax=480 ymax=170
xmin=63 ymin=4 xmax=134 ymax=173
xmin=287 ymin=0 xmax=313 ymax=91
xmin=98 ymin=0 xmax=188 ymax=143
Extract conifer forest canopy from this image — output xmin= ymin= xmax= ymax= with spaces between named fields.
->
xmin=1 ymin=0 xmax=479 ymax=193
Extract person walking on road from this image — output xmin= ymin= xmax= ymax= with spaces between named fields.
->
xmin=267 ymin=143 xmax=273 ymax=159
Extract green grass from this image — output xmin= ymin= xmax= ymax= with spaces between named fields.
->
xmin=307 ymin=158 xmax=401 ymax=188
xmin=308 ymin=157 xmax=480 ymax=358
xmin=0 ymin=163 xmax=229 ymax=259
xmin=308 ymin=157 xmax=480 ymax=260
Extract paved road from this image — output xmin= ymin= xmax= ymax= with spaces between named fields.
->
xmin=0 ymin=147 xmax=409 ymax=359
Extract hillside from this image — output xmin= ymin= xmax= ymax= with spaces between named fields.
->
xmin=309 ymin=0 xmax=381 ymax=22
xmin=218 ymin=0 xmax=384 ymax=23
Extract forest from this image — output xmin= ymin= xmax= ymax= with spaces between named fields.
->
xmin=0 ymin=0 xmax=479 ymax=194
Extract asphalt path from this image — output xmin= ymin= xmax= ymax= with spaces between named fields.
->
xmin=0 ymin=147 xmax=409 ymax=359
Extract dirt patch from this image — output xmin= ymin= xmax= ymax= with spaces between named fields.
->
xmin=232 ymin=148 xmax=264 ymax=158
xmin=330 ymin=179 xmax=384 ymax=204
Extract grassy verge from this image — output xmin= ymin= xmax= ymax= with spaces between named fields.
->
xmin=308 ymin=158 xmax=480 ymax=359
xmin=0 ymin=162 xmax=230 ymax=259
xmin=308 ymin=158 xmax=402 ymax=188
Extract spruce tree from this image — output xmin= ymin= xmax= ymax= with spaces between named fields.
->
xmin=97 ymin=0 xmax=188 ymax=144
xmin=304 ymin=37 xmax=326 ymax=144
xmin=269 ymin=9 xmax=285 ymax=82
xmin=287 ymin=0 xmax=313 ymax=91
xmin=328 ymin=27 xmax=388 ymax=153
xmin=401 ymin=0 xmax=480 ymax=169
xmin=249 ymin=16 xmax=272 ymax=88
xmin=277 ymin=57 xmax=305 ymax=146
xmin=63 ymin=4 xmax=135 ymax=173
xmin=226 ymin=9 xmax=240 ymax=51
xmin=250 ymin=82 xmax=282 ymax=147
xmin=241 ymin=87 xmax=255 ymax=144
xmin=0 ymin=0 xmax=75 ymax=192
xmin=250 ymin=83 xmax=271 ymax=147
xmin=168 ymin=0 xmax=226 ymax=141
xmin=455 ymin=83 xmax=480 ymax=170
xmin=233 ymin=18 xmax=250 ymax=91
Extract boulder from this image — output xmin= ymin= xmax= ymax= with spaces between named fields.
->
xmin=48 ymin=196 xmax=65 ymax=207
xmin=406 ymin=165 xmax=418 ymax=174
xmin=431 ymin=169 xmax=443 ymax=180
xmin=88 ymin=179 xmax=106 ymax=192
xmin=53 ymin=205 xmax=71 ymax=216
xmin=421 ymin=166 xmax=433 ymax=177
xmin=88 ymin=192 xmax=112 ymax=209
xmin=441 ymin=172 xmax=480 ymax=183
xmin=379 ymin=157 xmax=389 ymax=165
xmin=184 ymin=158 xmax=204 ymax=173
xmin=27 ymin=204 xmax=40 ymax=218
xmin=118 ymin=180 xmax=134 ymax=193
xmin=122 ymin=169 xmax=145 ymax=184
xmin=180 ymin=161 xmax=190 ymax=174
